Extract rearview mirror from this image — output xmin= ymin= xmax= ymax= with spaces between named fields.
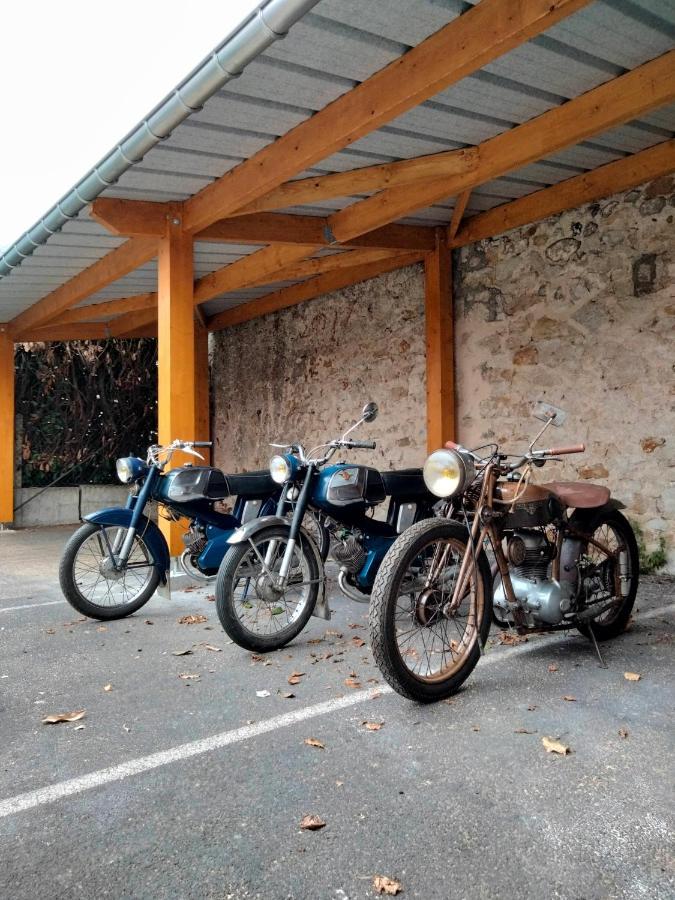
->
xmin=533 ymin=400 xmax=567 ymax=427
xmin=362 ymin=401 xmax=378 ymax=423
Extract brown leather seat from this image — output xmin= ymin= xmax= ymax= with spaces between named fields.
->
xmin=542 ymin=481 xmax=610 ymax=509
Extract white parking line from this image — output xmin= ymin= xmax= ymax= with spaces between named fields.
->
xmin=0 ymin=601 xmax=672 ymax=820
xmin=0 ymin=599 xmax=66 ymax=613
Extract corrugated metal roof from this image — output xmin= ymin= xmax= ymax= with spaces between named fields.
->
xmin=1 ymin=0 xmax=673 ymax=323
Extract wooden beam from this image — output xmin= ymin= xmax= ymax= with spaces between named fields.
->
xmin=108 ymin=307 xmax=158 ymax=338
xmin=194 ymin=319 xmax=210 ymax=466
xmin=267 ymin=248 xmax=402 ymax=287
xmin=198 ymin=213 xmax=436 ymax=251
xmin=51 ymin=293 xmax=157 ymax=326
xmin=17 ymin=323 xmax=111 ymax=341
xmin=453 ymin=138 xmax=675 ymax=246
xmin=326 ymin=50 xmax=675 ymax=244
xmin=447 ymin=190 xmax=472 ymax=242
xmin=232 ymin=148 xmax=479 ymax=217
xmin=90 ymin=198 xmax=172 ymax=237
xmin=157 ymin=220 xmax=195 ymax=555
xmin=183 ymin=0 xmax=591 ymax=233
xmin=0 ymin=327 xmax=15 ymax=523
xmin=207 ymin=251 xmax=423 ymax=332
xmin=425 ymin=231 xmax=454 ymax=451
xmin=9 ymin=236 xmax=158 ymax=337
xmin=194 ymin=243 xmax=320 ymax=306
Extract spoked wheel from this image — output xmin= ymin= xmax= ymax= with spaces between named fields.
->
xmin=369 ymin=519 xmax=491 ymax=702
xmin=572 ymin=507 xmax=639 ymax=641
xmin=216 ymin=524 xmax=320 ymax=651
xmin=59 ymin=522 xmax=159 ymax=619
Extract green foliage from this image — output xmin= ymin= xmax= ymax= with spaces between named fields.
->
xmin=630 ymin=519 xmax=668 ymax=574
xmin=15 ymin=339 xmax=157 ymax=487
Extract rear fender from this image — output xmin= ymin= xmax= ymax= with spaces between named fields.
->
xmin=84 ymin=507 xmax=170 ymax=583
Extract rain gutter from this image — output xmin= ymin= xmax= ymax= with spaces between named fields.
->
xmin=0 ymin=0 xmax=319 ymax=278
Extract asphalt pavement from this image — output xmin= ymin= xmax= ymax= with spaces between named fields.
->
xmin=0 ymin=525 xmax=673 ymax=899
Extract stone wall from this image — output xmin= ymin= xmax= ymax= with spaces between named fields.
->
xmin=454 ymin=175 xmax=674 ymax=569
xmin=210 ymin=175 xmax=674 ymax=570
xmin=211 ymin=264 xmax=426 ymax=474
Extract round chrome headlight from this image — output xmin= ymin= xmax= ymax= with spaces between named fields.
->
xmin=269 ymin=455 xmax=291 ymax=485
xmin=423 ymin=448 xmax=475 ymax=498
xmin=116 ymin=457 xmax=135 ymax=484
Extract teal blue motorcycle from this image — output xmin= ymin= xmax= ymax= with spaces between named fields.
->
xmin=215 ymin=403 xmax=437 ymax=652
xmin=59 ymin=439 xmax=329 ymax=621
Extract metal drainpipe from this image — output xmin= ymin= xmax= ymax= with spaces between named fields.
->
xmin=0 ymin=0 xmax=319 ymax=278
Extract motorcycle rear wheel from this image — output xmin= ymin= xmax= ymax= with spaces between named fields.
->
xmin=216 ymin=524 xmax=320 ymax=652
xmin=59 ymin=522 xmax=159 ymax=620
xmin=369 ymin=519 xmax=491 ymax=702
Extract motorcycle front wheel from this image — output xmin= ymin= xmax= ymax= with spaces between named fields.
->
xmin=59 ymin=522 xmax=160 ymax=619
xmin=216 ymin=524 xmax=320 ymax=652
xmin=369 ymin=518 xmax=491 ymax=702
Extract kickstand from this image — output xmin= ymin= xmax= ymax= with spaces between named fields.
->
xmin=588 ymin=622 xmax=608 ymax=668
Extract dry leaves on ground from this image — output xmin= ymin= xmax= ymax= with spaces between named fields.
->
xmin=351 ymin=636 xmax=366 ymax=648
xmin=42 ymin=709 xmax=86 ymax=725
xmin=103 ymin=684 xmax=113 ymax=692
xmin=288 ymin=671 xmax=305 ymax=685
xmin=362 ymin=721 xmax=384 ymax=731
xmin=527 ymin=704 xmax=537 ymax=711
xmin=201 ymin=643 xmax=222 ymax=652
xmin=548 ymin=664 xmax=559 ymax=673
xmin=618 ymin=727 xmax=629 ymax=739
xmin=179 ymin=673 xmax=200 ymax=680
xmin=344 ymin=678 xmax=362 ymax=689
xmin=542 ymin=736 xmax=571 ymax=755
xmin=144 ymin=619 xmax=154 ymax=625
xmin=172 ymin=649 xmax=193 ymax=656
xmin=348 ymin=623 xmax=363 ymax=630
xmin=498 ymin=632 xmax=527 ymax=646
xmin=624 ymin=671 xmax=641 ymax=682
xmin=278 ymin=691 xmax=295 ymax=699
xmin=178 ymin=614 xmax=207 ymax=625
xmin=304 ymin=737 xmax=325 ymax=749
xmin=324 ymin=630 xmax=343 ymax=639
xmin=299 ymin=814 xmax=326 ymax=831
xmin=514 ymin=727 xmax=537 ymax=734
xmin=256 ymin=690 xmax=271 ymax=698
xmin=471 ymin=725 xmax=480 ymax=732
xmin=373 ymin=875 xmax=403 ymax=895
xmin=562 ymin=696 xmax=576 ymax=702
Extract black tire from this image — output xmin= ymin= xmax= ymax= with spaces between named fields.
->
xmin=369 ymin=518 xmax=492 ymax=702
xmin=59 ymin=522 xmax=160 ymax=620
xmin=216 ymin=524 xmax=320 ymax=652
xmin=571 ymin=506 xmax=639 ymax=641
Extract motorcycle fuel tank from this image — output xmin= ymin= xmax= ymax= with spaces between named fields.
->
xmin=312 ymin=464 xmax=386 ymax=515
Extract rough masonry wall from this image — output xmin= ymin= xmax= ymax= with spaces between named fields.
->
xmin=211 ymin=265 xmax=426 ymax=475
xmin=454 ymin=176 xmax=674 ymax=568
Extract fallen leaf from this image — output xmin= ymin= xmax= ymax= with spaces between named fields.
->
xmin=73 ymin=724 xmax=85 ymax=731
xmin=144 ymin=619 xmax=154 ymax=625
xmin=514 ymin=727 xmax=537 ymax=734
xmin=324 ymin=630 xmax=343 ymax=638
xmin=178 ymin=614 xmax=207 ymax=625
xmin=251 ymin=654 xmax=265 ymax=663
xmin=624 ymin=671 xmax=641 ymax=682
xmin=542 ymin=736 xmax=571 ymax=755
xmin=344 ymin=678 xmax=362 ymax=689
xmin=562 ymin=696 xmax=576 ymax=702
xmin=373 ymin=875 xmax=402 ymax=895
xmin=202 ymin=644 xmax=222 ymax=652
xmin=103 ymin=684 xmax=113 ymax=692
xmin=304 ymin=737 xmax=325 ymax=749
xmin=348 ymin=623 xmax=363 ymax=630
xmin=362 ymin=721 xmax=384 ymax=731
xmin=370 ymin=691 xmax=382 ymax=700
xmin=179 ymin=673 xmax=200 ymax=680
xmin=335 ymin=781 xmax=344 ymax=787
xmin=351 ymin=636 xmax=366 ymax=648
xmin=206 ymin=594 xmax=215 ymax=602
xmin=299 ymin=814 xmax=326 ymax=831
xmin=42 ymin=709 xmax=86 ymax=725
xmin=182 ymin=585 xmax=197 ymax=593
xmin=307 ymin=638 xmax=324 ymax=645
xmin=471 ymin=725 xmax=480 ymax=732
xmin=172 ymin=649 xmax=193 ymax=656
xmin=527 ymin=704 xmax=537 ymax=711
xmin=278 ymin=691 xmax=295 ymax=699
xmin=256 ymin=690 xmax=271 ymax=698
xmin=63 ymin=617 xmax=87 ymax=626
xmin=45 ymin=628 xmax=56 ymax=635
xmin=618 ymin=727 xmax=629 ymax=739
xmin=97 ymin=626 xmax=107 ymax=632
xmin=548 ymin=664 xmax=559 ymax=673
xmin=498 ymin=632 xmax=527 ymax=646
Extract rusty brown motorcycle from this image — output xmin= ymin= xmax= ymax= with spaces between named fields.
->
xmin=369 ymin=402 xmax=639 ymax=702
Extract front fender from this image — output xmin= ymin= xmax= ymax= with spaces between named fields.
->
xmin=84 ymin=507 xmax=170 ymax=582
xmin=227 ymin=515 xmax=289 ymax=545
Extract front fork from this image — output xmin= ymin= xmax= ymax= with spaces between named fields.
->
xmin=270 ymin=466 xmax=315 ymax=588
xmin=112 ymin=469 xmax=157 ymax=568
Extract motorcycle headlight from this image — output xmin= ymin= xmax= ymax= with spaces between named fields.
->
xmin=270 ymin=455 xmax=291 ymax=485
xmin=115 ymin=457 xmax=147 ymax=484
xmin=423 ymin=448 xmax=475 ymax=499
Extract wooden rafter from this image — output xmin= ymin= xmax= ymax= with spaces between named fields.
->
xmin=51 ymin=293 xmax=156 ymax=326
xmin=183 ymin=0 xmax=591 ymax=232
xmin=18 ymin=323 xmax=111 ymax=341
xmin=447 ymin=191 xmax=472 ymax=242
xmin=206 ymin=251 xmax=423 ymax=332
xmin=107 ymin=307 xmax=159 ymax=338
xmin=325 ymin=50 xmax=675 ymax=244
xmin=9 ymin=237 xmax=157 ymax=337
xmin=452 ymin=138 xmax=675 ymax=246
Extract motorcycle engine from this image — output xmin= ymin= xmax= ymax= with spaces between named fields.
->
xmin=331 ymin=529 xmax=367 ymax=574
xmin=183 ymin=524 xmax=207 ymax=557
xmin=494 ymin=530 xmax=574 ymax=625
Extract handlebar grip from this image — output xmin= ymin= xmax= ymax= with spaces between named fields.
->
xmin=545 ymin=443 xmax=585 ymax=455
xmin=193 ymin=441 xmax=213 ymax=447
xmin=348 ymin=440 xmax=376 ymax=450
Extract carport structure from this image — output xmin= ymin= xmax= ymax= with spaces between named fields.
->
xmin=0 ymin=0 xmax=673 ymax=551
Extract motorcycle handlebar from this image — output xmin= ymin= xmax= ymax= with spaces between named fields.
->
xmin=192 ymin=441 xmax=213 ymax=447
xmin=544 ymin=443 xmax=585 ymax=456
xmin=343 ymin=439 xmax=376 ymax=450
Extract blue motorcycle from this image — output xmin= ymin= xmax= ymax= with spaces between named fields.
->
xmin=215 ymin=403 xmax=437 ymax=651
xmin=59 ymin=439 xmax=329 ymax=620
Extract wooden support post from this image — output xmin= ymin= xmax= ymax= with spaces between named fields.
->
xmin=194 ymin=316 xmax=210 ymax=466
xmin=425 ymin=230 xmax=454 ymax=452
xmin=157 ymin=217 xmax=195 ymax=555
xmin=0 ymin=327 xmax=15 ymax=524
